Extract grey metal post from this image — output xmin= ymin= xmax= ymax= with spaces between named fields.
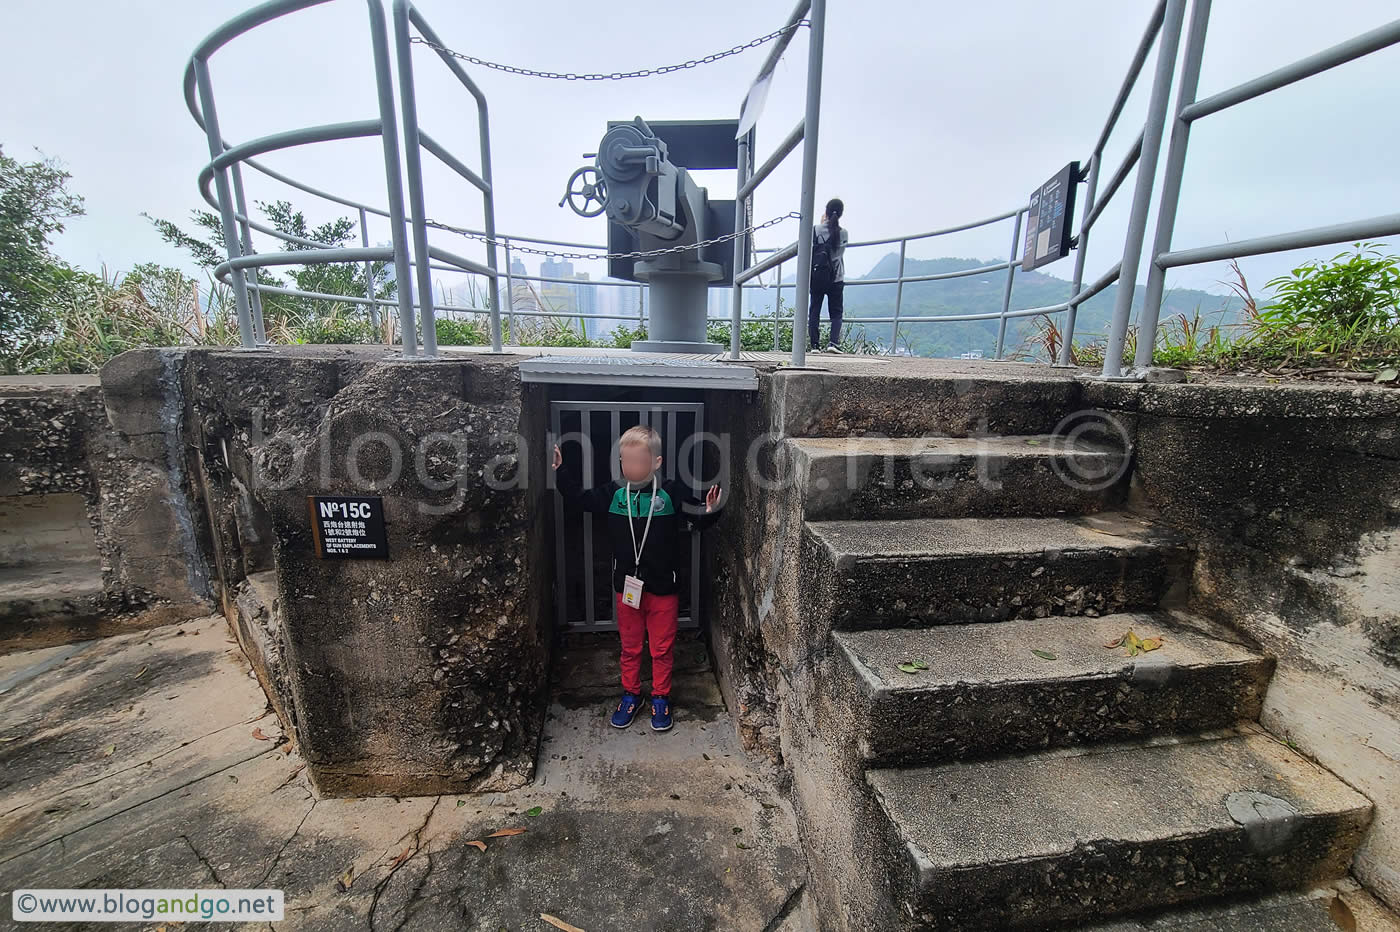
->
xmin=358 ymin=206 xmax=379 ymax=331
xmin=1101 ymin=0 xmax=1189 ymax=378
xmin=503 ymin=238 xmax=515 ymax=344
xmin=192 ymin=57 xmax=256 ymax=347
xmin=476 ymin=123 xmax=503 ymax=355
xmin=368 ymin=0 xmax=417 ymax=355
xmin=790 ymin=0 xmax=826 ymax=367
xmin=891 ymin=237 xmax=907 ymax=353
xmin=1135 ymin=0 xmax=1213 ymax=371
xmin=1058 ymin=153 xmax=1101 ymax=366
xmin=994 ymin=209 xmax=1024 ymax=359
xmin=229 ymin=163 xmax=266 ymax=343
xmin=774 ymin=261 xmax=784 ymax=352
xmin=729 ymin=132 xmax=751 ymax=360
xmin=391 ymin=1 xmax=437 ymax=356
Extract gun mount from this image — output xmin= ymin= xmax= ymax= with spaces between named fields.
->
xmin=562 ymin=117 xmax=743 ymax=354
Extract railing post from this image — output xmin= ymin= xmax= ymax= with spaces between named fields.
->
xmin=994 ymin=209 xmax=1024 ymax=359
xmin=367 ymin=0 xmax=417 ymax=355
xmin=391 ymin=0 xmax=437 ymax=357
xmin=192 ymin=57 xmax=256 ymax=348
xmin=891 ymin=238 xmax=907 ymax=353
xmin=1135 ymin=0 xmax=1213 ymax=371
xmin=729 ymin=131 xmax=752 ymax=360
xmin=774 ymin=261 xmax=784 ymax=352
xmin=358 ymin=206 xmax=380 ymax=332
xmin=474 ymin=87 xmax=503 ymax=354
xmin=1059 ymin=154 xmax=1101 ymax=366
xmin=503 ymin=237 xmax=515 ymax=345
xmin=790 ymin=0 xmax=826 ymax=367
xmin=1101 ymin=0 xmax=1189 ymax=378
xmin=229 ymin=163 xmax=267 ymax=343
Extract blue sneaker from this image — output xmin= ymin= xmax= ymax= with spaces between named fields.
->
xmin=650 ymin=696 xmax=673 ymax=732
xmin=610 ymin=692 xmax=640 ymax=728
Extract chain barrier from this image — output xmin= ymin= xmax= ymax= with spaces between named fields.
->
xmin=423 ymin=212 xmax=801 ymax=262
xmin=408 ymin=21 xmax=808 ymax=82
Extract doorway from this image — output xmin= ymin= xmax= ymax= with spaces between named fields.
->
xmin=550 ymin=400 xmax=705 ymax=632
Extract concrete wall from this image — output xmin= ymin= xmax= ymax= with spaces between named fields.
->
xmin=1102 ymin=381 xmax=1400 ymax=910
xmin=0 ymin=367 xmax=213 ymax=650
xmin=180 ymin=348 xmax=553 ymax=797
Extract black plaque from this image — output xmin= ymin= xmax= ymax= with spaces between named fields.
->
xmin=1022 ymin=161 xmax=1079 ymax=271
xmin=308 ymin=495 xmax=388 ymax=559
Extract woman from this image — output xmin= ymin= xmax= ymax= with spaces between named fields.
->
xmin=808 ymin=198 xmax=848 ymax=353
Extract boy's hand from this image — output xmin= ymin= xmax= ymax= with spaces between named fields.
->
xmin=705 ymin=484 xmax=722 ymax=512
xmin=552 ymin=444 xmax=562 ymax=470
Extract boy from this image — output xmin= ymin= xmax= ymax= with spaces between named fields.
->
xmin=553 ymin=425 xmax=722 ymax=731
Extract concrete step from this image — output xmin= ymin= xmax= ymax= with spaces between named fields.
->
xmin=802 ymin=512 xmax=1185 ymax=630
xmin=866 ymin=732 xmax=1373 ymax=931
xmin=788 ymin=434 xmax=1129 ymax=520
xmin=833 ymin=611 xmax=1272 ymax=767
xmin=1077 ymin=879 xmax=1400 ymax=931
xmin=771 ymin=369 xmax=1091 ymax=438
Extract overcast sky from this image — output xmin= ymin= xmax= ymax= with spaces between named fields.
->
xmin=3 ymin=0 xmax=1397 ymax=308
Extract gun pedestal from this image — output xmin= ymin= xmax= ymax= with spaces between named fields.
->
xmin=562 ymin=117 xmax=744 ymax=354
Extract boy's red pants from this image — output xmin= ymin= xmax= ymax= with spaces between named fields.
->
xmin=615 ymin=591 xmax=679 ymax=697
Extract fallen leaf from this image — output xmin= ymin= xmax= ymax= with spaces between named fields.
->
xmin=896 ymin=659 xmax=929 ymax=674
xmin=525 ymin=806 xmax=543 ymax=817
xmin=1126 ymin=630 xmax=1144 ymax=657
xmin=732 ymin=827 xmax=743 ymax=835
xmin=465 ymin=840 xmax=487 ymax=852
xmin=1030 ymin=649 xmax=1057 ymax=661
xmin=387 ymin=847 xmax=412 ymax=870
xmin=540 ymin=914 xmax=586 ymax=932
xmin=251 ymin=727 xmax=271 ymax=741
xmin=336 ymin=866 xmax=354 ymax=892
xmin=103 ymin=744 xmax=116 ymax=757
xmin=1139 ymin=636 xmax=1165 ymax=652
xmin=1376 ymin=367 xmax=1398 ymax=384
xmin=1103 ymin=634 xmax=1127 ymax=649
xmin=133 ymin=666 xmax=148 ymax=679
xmin=487 ymin=827 xmax=527 ymax=838
xmin=456 ymin=799 xmax=466 ymax=808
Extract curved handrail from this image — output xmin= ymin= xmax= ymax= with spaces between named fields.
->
xmin=183 ymin=0 xmax=1224 ymax=367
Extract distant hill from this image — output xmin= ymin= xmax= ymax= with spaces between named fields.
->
xmin=742 ymin=253 xmax=1240 ymax=359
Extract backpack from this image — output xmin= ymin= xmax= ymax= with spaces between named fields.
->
xmin=811 ymin=229 xmax=834 ymax=280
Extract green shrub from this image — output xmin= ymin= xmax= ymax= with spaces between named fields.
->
xmin=435 ymin=316 xmax=489 ymax=346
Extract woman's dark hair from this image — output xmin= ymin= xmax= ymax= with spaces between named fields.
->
xmin=825 ymin=197 xmax=844 ymax=241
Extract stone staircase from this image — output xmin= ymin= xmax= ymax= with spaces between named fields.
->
xmin=779 ymin=426 xmax=1374 ymax=931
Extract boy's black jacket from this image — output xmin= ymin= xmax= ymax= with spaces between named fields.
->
xmin=555 ymin=467 xmax=722 ymax=595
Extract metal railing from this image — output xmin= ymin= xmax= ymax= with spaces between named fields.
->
xmin=1123 ymin=1 xmax=1400 ymax=377
xmin=728 ymin=0 xmax=825 ymax=366
xmin=185 ymin=0 xmax=500 ymax=356
xmin=186 ymin=0 xmax=1399 ymax=377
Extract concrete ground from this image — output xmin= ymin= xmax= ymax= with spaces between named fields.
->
xmin=0 ymin=617 xmax=809 ymax=931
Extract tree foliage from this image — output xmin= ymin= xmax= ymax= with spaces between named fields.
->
xmin=144 ymin=199 xmax=395 ymax=324
xmin=0 ymin=147 xmax=86 ymax=367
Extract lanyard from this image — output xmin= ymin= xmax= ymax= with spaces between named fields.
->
xmin=627 ymin=475 xmax=658 ymax=566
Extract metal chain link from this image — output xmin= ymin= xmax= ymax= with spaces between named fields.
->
xmin=409 ymin=21 xmax=808 ymax=81
xmin=423 ymin=212 xmax=801 ymax=262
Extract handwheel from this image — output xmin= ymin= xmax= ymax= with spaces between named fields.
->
xmin=559 ymin=167 xmax=608 ymax=218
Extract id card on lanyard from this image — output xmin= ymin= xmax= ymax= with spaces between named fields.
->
xmin=621 ymin=475 xmax=657 ymax=609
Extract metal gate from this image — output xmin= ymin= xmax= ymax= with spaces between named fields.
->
xmin=551 ymin=401 xmax=705 ymax=632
